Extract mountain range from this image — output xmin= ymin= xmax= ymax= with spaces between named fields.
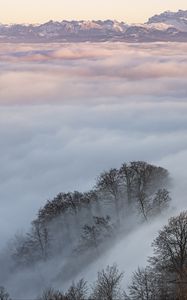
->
xmin=1 ymin=10 xmax=187 ymax=42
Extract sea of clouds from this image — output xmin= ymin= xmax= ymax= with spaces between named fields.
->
xmin=0 ymin=41 xmax=187 ymax=296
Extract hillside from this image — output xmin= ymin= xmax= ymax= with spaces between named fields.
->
xmin=0 ymin=161 xmax=172 ymax=297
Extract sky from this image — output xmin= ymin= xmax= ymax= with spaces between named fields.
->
xmin=0 ymin=0 xmax=187 ymax=24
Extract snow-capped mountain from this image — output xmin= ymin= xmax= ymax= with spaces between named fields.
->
xmin=148 ymin=9 xmax=187 ymax=32
xmin=0 ymin=20 xmax=128 ymax=42
xmin=0 ymin=10 xmax=187 ymax=42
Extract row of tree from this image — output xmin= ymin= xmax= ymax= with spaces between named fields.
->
xmin=97 ymin=161 xmax=170 ymax=222
xmin=39 ymin=211 xmax=187 ymax=300
xmin=39 ymin=264 xmax=125 ymax=300
xmin=2 ymin=211 xmax=187 ymax=299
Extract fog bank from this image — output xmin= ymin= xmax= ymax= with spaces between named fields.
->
xmin=0 ymin=42 xmax=187 ymax=296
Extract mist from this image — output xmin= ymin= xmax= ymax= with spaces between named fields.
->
xmin=0 ymin=42 xmax=187 ymax=297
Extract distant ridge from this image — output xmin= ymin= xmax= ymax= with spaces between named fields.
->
xmin=1 ymin=10 xmax=187 ymax=42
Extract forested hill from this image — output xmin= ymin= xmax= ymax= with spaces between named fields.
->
xmin=0 ymin=161 xmax=173 ymax=298
xmin=12 ymin=161 xmax=170 ymax=268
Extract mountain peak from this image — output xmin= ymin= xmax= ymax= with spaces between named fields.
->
xmin=147 ymin=9 xmax=187 ymax=32
xmin=0 ymin=10 xmax=187 ymax=43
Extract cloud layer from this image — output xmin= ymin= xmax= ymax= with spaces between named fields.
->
xmin=1 ymin=42 xmax=187 ymax=105
xmin=0 ymin=42 xmax=187 ymax=296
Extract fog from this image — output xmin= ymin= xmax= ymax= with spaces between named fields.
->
xmin=0 ymin=42 xmax=187 ymax=297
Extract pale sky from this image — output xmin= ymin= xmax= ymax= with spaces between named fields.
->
xmin=0 ymin=0 xmax=187 ymax=24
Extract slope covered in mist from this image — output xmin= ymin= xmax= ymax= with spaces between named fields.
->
xmin=0 ymin=161 xmax=172 ymax=297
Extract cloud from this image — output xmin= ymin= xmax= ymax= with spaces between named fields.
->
xmin=0 ymin=41 xmax=187 ymax=297
xmin=0 ymin=42 xmax=187 ymax=105
xmin=1 ymin=41 xmax=187 ymax=239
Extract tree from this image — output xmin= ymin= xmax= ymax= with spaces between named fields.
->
xmin=132 ymin=189 xmax=171 ymax=221
xmin=128 ymin=267 xmax=167 ymax=300
xmin=96 ymin=169 xmax=121 ymax=224
xmin=129 ymin=162 xmax=170 ymax=220
xmin=91 ymin=264 xmax=124 ymax=300
xmin=12 ymin=233 xmax=36 ymax=266
xmin=40 ymin=288 xmax=66 ymax=300
xmin=150 ymin=211 xmax=187 ymax=299
xmin=0 ymin=287 xmax=11 ymax=300
xmin=119 ymin=163 xmax=136 ymax=207
xmin=12 ymin=220 xmax=51 ymax=267
xmin=76 ymin=216 xmax=113 ymax=254
xmin=129 ymin=268 xmax=154 ymax=300
xmin=40 ymin=280 xmax=87 ymax=300
xmin=30 ymin=220 xmax=51 ymax=261
xmin=151 ymin=189 xmax=171 ymax=215
xmin=65 ymin=279 xmax=87 ymax=300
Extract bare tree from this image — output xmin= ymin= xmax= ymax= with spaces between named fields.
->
xmin=150 ymin=211 xmax=187 ymax=299
xmin=91 ymin=264 xmax=124 ymax=300
xmin=12 ymin=233 xmax=37 ymax=266
xmin=65 ymin=279 xmax=87 ymax=300
xmin=96 ymin=169 xmax=121 ymax=224
xmin=26 ymin=220 xmax=51 ymax=262
xmin=151 ymin=189 xmax=171 ymax=215
xmin=128 ymin=267 xmax=160 ymax=300
xmin=76 ymin=216 xmax=113 ymax=254
xmin=0 ymin=287 xmax=11 ymax=300
xmin=40 ymin=280 xmax=87 ymax=300
xmin=128 ymin=267 xmax=176 ymax=300
xmin=40 ymin=288 xmax=66 ymax=300
xmin=119 ymin=163 xmax=136 ymax=208
xmin=129 ymin=161 xmax=170 ymax=220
